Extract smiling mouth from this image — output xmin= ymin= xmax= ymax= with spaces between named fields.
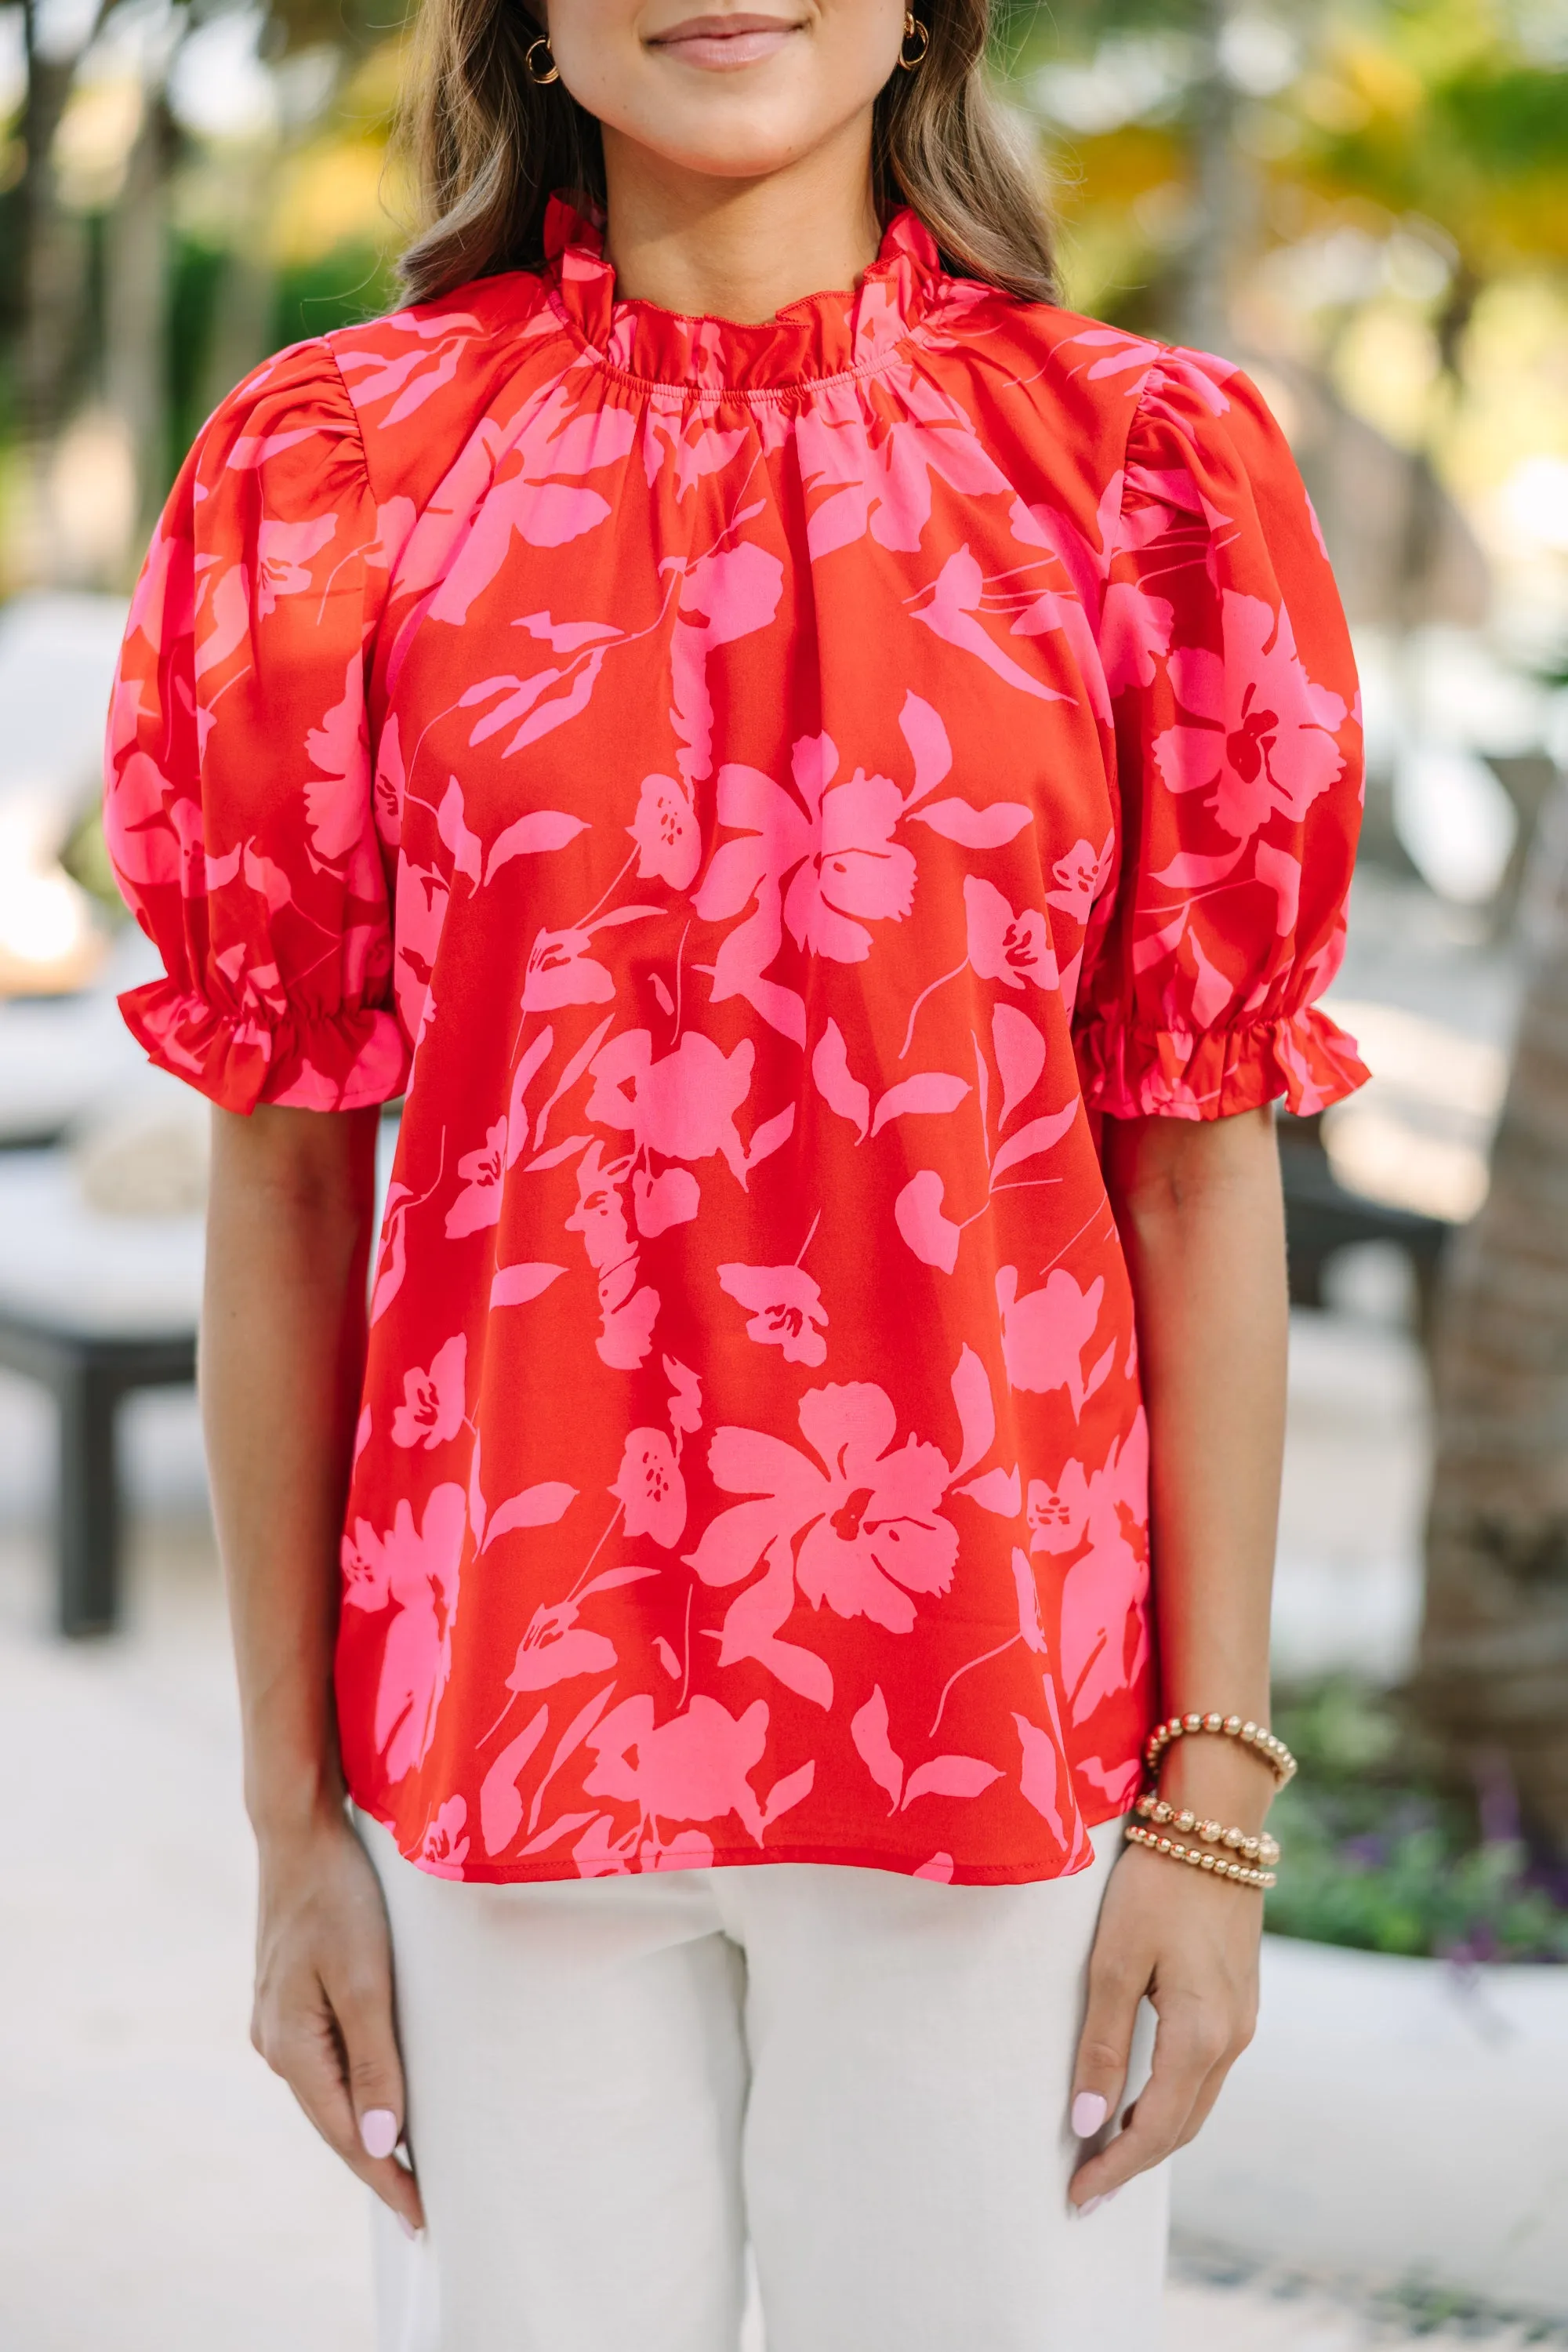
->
xmin=645 ymin=12 xmax=806 ymax=69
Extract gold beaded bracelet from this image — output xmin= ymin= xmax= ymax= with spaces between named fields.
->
xmin=1132 ymin=1791 xmax=1281 ymax=1867
xmin=1143 ymin=1711 xmax=1297 ymax=1786
xmin=1124 ymin=1820 xmax=1276 ymax=1889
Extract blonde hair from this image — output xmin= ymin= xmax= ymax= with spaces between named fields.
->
xmin=394 ymin=2 xmax=1057 ymax=307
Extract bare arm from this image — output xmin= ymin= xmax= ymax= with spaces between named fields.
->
xmin=1069 ymin=1103 xmax=1288 ymax=2208
xmin=203 ymin=1102 xmax=423 ymax=2234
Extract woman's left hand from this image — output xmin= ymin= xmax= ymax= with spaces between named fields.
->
xmin=1066 ymin=1841 xmax=1261 ymax=2209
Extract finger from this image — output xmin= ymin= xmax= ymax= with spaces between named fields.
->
xmin=1171 ymin=2002 xmax=1257 ymax=2154
xmin=1171 ymin=2054 xmax=1232 ymax=2152
xmin=1070 ymin=1990 xmax=1225 ymax=2204
xmin=330 ymin=1958 xmax=426 ymax=2221
xmin=1066 ymin=1947 xmax=1147 ymax=2194
xmin=256 ymin=1983 xmax=426 ymax=2234
xmin=284 ymin=2010 xmax=427 ymax=2234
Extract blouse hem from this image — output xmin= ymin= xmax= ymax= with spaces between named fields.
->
xmin=118 ymin=977 xmax=409 ymax=1116
xmin=1075 ymin=1000 xmax=1370 ymax=1123
xmin=357 ymin=1806 xmax=1135 ymax=1890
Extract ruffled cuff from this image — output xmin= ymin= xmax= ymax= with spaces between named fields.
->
xmin=1074 ymin=1000 xmax=1370 ymax=1121
xmin=118 ymin=978 xmax=410 ymax=1115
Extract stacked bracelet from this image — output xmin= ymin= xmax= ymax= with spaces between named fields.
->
xmin=1124 ymin=1820 xmax=1276 ymax=1889
xmin=1133 ymin=1791 xmax=1280 ymax=1867
xmin=1131 ymin=1708 xmax=1294 ymax=1894
xmin=1142 ymin=1711 xmax=1297 ymax=1786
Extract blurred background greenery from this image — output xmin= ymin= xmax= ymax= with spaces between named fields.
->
xmin=2 ymin=0 xmax=405 ymax=586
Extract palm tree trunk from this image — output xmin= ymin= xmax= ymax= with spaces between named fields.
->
xmin=1179 ymin=0 xmax=1242 ymax=356
xmin=16 ymin=0 xmax=108 ymax=583
xmin=19 ymin=0 xmax=82 ymax=539
xmin=1413 ymin=776 xmax=1568 ymax=1851
xmin=103 ymin=89 xmax=172 ymax=565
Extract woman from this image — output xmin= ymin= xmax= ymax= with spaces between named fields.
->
xmin=104 ymin=5 xmax=1367 ymax=2346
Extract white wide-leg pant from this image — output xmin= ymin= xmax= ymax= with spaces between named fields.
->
xmin=360 ymin=1815 xmax=1167 ymax=2352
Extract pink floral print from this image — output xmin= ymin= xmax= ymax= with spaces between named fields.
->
xmin=629 ymin=774 xmax=702 ymax=890
xmin=611 ymin=1427 xmax=688 ymax=1548
xmin=717 ymin=1261 xmax=829 ymax=1367
xmin=343 ymin=1484 xmax=466 ymax=1783
xmin=106 ymin=198 xmax=1367 ymax=1886
xmin=416 ymin=1795 xmax=471 ymax=1877
xmin=391 ymin=1335 xmax=466 ymax=1450
xmin=965 ymin=877 xmax=1059 ymax=993
xmin=1156 ymin=593 xmax=1348 ymax=844
xmin=585 ymin=1029 xmax=753 ymax=1185
xmin=996 ymin=1269 xmax=1113 ymax=1414
xmin=690 ymin=1381 xmax=960 ymax=1647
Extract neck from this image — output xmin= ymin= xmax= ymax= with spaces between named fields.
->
xmin=600 ymin=119 xmax=883 ymax=322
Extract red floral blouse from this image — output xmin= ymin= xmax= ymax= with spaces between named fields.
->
xmin=105 ymin=201 xmax=1367 ymax=1886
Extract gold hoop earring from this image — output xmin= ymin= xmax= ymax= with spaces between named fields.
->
xmin=898 ymin=9 xmax=929 ymax=68
xmin=525 ymin=34 xmax=561 ymax=85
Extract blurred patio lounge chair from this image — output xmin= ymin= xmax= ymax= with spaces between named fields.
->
xmin=1279 ymin=993 xmax=1507 ymax=1336
xmin=0 ymin=1147 xmax=201 ymax=1635
xmin=0 ymin=1105 xmax=400 ymax=1637
xmin=1278 ymin=1110 xmax=1453 ymax=1337
xmin=0 ymin=929 xmax=167 ymax=1149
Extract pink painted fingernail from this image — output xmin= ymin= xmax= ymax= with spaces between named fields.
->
xmin=360 ymin=2108 xmax=399 ymax=2160
xmin=397 ymin=2214 xmax=420 ymax=2242
xmin=1071 ymin=2091 xmax=1108 ymax=2136
xmin=1076 ymin=2194 xmax=1105 ymax=2219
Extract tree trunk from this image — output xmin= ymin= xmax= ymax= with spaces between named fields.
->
xmin=196 ymin=151 xmax=278 ymax=434
xmin=104 ymin=89 xmax=172 ymax=565
xmin=19 ymin=3 xmax=82 ymax=445
xmin=1413 ymin=777 xmax=1568 ymax=1850
xmin=16 ymin=0 xmax=99 ymax=583
xmin=1179 ymin=0 xmax=1242 ymax=356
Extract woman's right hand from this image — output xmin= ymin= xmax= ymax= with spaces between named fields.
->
xmin=250 ymin=1809 xmax=426 ymax=2236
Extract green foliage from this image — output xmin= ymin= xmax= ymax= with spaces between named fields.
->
xmin=260 ymin=0 xmax=390 ymax=63
xmin=166 ymin=238 xmax=229 ymax=487
xmin=60 ymin=806 xmax=129 ymax=924
xmin=1001 ymin=0 xmax=1568 ymax=315
xmin=274 ymin=245 xmax=399 ymax=349
xmin=1264 ymin=1681 xmax=1568 ymax=1962
xmin=1374 ymin=2274 xmax=1568 ymax=2340
xmin=1435 ymin=65 xmax=1568 ymax=174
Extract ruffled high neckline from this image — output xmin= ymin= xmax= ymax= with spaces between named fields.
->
xmin=542 ymin=196 xmax=942 ymax=395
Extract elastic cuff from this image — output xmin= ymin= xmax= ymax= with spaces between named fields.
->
xmin=118 ymin=978 xmax=409 ymax=1114
xmin=1074 ymin=1000 xmax=1370 ymax=1121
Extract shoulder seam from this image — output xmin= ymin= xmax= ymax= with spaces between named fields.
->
xmin=1105 ymin=358 xmax=1163 ymax=579
xmin=305 ymin=334 xmax=394 ymax=667
xmin=317 ymin=334 xmax=381 ymax=509
xmin=1090 ymin=352 xmax=1173 ymax=916
xmin=1111 ymin=339 xmax=1260 ymax=544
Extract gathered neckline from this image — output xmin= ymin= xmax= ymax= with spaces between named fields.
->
xmin=540 ymin=194 xmax=943 ymax=396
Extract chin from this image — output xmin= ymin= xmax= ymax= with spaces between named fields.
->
xmin=648 ymin=129 xmax=810 ymax=180
xmin=612 ymin=89 xmax=822 ymax=180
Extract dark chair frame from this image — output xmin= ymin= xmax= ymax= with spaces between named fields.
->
xmin=1276 ymin=1112 xmax=1453 ymax=1339
xmin=0 ymin=1310 xmax=195 ymax=1635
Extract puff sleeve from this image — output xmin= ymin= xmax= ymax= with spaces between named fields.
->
xmin=1073 ymin=354 xmax=1370 ymax=1120
xmin=104 ymin=339 xmax=408 ymax=1113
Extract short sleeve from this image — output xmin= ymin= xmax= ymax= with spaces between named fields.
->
xmin=104 ymin=339 xmax=408 ymax=1114
xmin=1073 ymin=354 xmax=1370 ymax=1120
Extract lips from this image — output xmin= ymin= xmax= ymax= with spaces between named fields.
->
xmin=646 ymin=12 xmax=804 ymax=68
